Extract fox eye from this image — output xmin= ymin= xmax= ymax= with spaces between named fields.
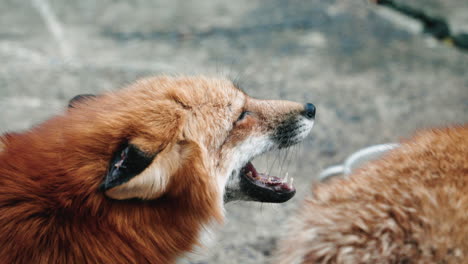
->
xmin=237 ymin=111 xmax=250 ymax=121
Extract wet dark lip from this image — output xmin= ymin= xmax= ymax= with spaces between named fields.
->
xmin=239 ymin=161 xmax=296 ymax=203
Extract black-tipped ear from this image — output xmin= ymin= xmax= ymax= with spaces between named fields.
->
xmin=100 ymin=142 xmax=156 ymax=192
xmin=68 ymin=94 xmax=96 ymax=108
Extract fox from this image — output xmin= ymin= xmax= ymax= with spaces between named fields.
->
xmin=0 ymin=76 xmax=315 ymax=263
xmin=274 ymin=125 xmax=468 ymax=264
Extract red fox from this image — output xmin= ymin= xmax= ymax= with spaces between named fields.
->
xmin=275 ymin=125 xmax=468 ymax=264
xmin=0 ymin=76 xmax=315 ymax=263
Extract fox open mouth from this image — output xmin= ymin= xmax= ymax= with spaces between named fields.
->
xmin=238 ymin=161 xmax=296 ymax=203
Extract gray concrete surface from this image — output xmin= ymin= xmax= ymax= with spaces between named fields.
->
xmin=1 ymin=0 xmax=467 ymax=263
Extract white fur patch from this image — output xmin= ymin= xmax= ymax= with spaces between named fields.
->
xmin=221 ymin=135 xmax=274 ymax=195
xmin=296 ymin=118 xmax=314 ymax=141
xmin=176 ymin=219 xmax=221 ymax=264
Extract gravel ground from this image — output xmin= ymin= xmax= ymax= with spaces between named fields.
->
xmin=1 ymin=1 xmax=467 ymax=263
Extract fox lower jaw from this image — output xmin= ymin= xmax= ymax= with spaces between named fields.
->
xmin=222 ymin=135 xmax=274 ymax=202
xmin=224 ymin=117 xmax=314 ymax=203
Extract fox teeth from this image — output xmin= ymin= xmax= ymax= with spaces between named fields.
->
xmin=246 ymin=172 xmax=253 ymax=178
xmin=283 ymin=172 xmax=289 ymax=183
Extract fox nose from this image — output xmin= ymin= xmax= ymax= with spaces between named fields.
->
xmin=302 ymin=103 xmax=316 ymax=119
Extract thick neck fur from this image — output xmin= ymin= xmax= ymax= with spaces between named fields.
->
xmin=0 ymin=101 xmax=223 ymax=263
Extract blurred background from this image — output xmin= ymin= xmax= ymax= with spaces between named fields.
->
xmin=0 ymin=0 xmax=467 ymax=263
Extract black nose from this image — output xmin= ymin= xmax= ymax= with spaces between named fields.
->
xmin=302 ymin=103 xmax=316 ymax=119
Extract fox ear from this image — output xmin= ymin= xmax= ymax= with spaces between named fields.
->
xmin=101 ymin=141 xmax=172 ymax=200
xmin=68 ymin=94 xmax=96 ymax=108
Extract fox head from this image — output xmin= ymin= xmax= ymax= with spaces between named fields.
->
xmin=61 ymin=76 xmax=315 ymax=205
xmin=1 ymin=76 xmax=315 ymax=211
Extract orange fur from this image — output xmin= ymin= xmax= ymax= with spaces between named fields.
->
xmin=275 ymin=125 xmax=468 ymax=264
xmin=0 ymin=76 xmax=311 ymax=263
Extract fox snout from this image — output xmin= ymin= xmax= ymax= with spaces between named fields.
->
xmin=225 ymin=99 xmax=315 ymax=203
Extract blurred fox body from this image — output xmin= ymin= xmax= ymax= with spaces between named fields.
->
xmin=0 ymin=76 xmax=314 ymax=263
xmin=276 ymin=125 xmax=468 ymax=264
